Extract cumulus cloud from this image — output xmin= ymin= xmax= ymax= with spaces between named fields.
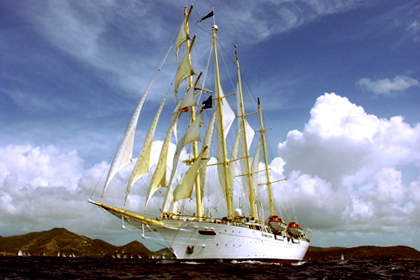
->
xmin=0 ymin=144 xmax=126 ymax=241
xmin=277 ymin=93 xmax=420 ymax=247
xmin=2 ymin=93 xmax=420 ymax=250
xmin=356 ymin=75 xmax=420 ymax=96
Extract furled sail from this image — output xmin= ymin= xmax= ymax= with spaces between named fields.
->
xmin=124 ymin=93 xmax=169 ymax=205
xmin=101 ymin=89 xmax=149 ymax=198
xmin=174 ymin=41 xmax=196 ymax=105
xmin=173 ymin=146 xmax=209 ymax=201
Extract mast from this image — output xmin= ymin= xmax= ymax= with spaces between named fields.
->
xmin=258 ymin=98 xmax=275 ymax=216
xmin=183 ymin=6 xmax=203 ymax=218
xmin=213 ymin=25 xmax=233 ymax=218
xmin=235 ymin=47 xmax=257 ymax=219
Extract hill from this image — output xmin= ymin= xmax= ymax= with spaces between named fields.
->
xmin=1 ymin=228 xmax=419 ymax=260
xmin=305 ymin=245 xmax=420 ymax=261
xmin=0 ymin=228 xmax=174 ymax=258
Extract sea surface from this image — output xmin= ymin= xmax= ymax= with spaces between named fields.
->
xmin=1 ymin=257 xmax=419 ymax=279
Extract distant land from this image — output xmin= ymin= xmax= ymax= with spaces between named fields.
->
xmin=0 ymin=228 xmax=173 ymax=259
xmin=1 ymin=228 xmax=419 ymax=261
xmin=305 ymin=245 xmax=420 ymax=261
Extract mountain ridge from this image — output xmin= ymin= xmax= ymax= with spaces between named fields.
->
xmin=0 ymin=228 xmax=173 ymax=258
xmin=1 ymin=228 xmax=419 ymax=260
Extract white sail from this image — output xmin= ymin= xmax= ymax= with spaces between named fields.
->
xmin=125 ymin=93 xmax=168 ymax=204
xmin=215 ymin=82 xmax=236 ymax=198
xmin=229 ymin=126 xmax=242 ymax=202
xmin=236 ymin=82 xmax=255 ymax=150
xmin=145 ymin=121 xmax=176 ymax=207
xmin=252 ymin=137 xmax=262 ymax=192
xmin=90 ymin=6 xmax=312 ymax=264
xmin=172 ymin=74 xmax=200 ymax=144
xmin=174 ymin=47 xmax=195 ymax=105
xmin=249 ymin=137 xmax=263 ymax=219
xmin=236 ymin=82 xmax=255 ymax=212
xmin=168 ymin=111 xmax=202 ymax=187
xmin=216 ymin=85 xmax=235 ymax=138
xmin=175 ymin=18 xmax=190 ymax=65
xmin=102 ymin=89 xmax=149 ymax=197
xmin=199 ymin=110 xmax=216 ymax=198
xmin=173 ymin=146 xmax=209 ymax=201
xmin=171 ymin=83 xmax=197 ymax=123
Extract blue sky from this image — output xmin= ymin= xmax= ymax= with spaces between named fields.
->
xmin=1 ymin=0 xmax=420 ymax=251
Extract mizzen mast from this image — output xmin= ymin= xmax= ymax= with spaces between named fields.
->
xmin=235 ymin=47 xmax=257 ymax=219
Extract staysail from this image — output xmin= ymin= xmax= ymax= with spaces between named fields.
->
xmin=145 ymin=121 xmax=176 ymax=208
xmin=101 ymin=89 xmax=149 ymax=198
xmin=173 ymin=146 xmax=209 ymax=201
xmin=124 ymin=93 xmax=169 ymax=204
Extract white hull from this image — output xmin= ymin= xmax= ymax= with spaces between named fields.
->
xmin=153 ymin=220 xmax=309 ymax=263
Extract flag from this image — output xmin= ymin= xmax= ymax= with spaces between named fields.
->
xmin=197 ymin=11 xmax=214 ymax=23
xmin=202 ymin=96 xmax=212 ymax=109
xmin=183 ymin=107 xmax=189 ymax=113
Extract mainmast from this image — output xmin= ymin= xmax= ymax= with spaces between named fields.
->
xmin=258 ymin=98 xmax=275 ymax=216
xmin=213 ymin=25 xmax=233 ymax=218
xmin=183 ymin=6 xmax=203 ymax=218
xmin=235 ymin=47 xmax=257 ymax=219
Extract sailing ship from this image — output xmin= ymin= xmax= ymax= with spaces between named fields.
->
xmin=89 ymin=6 xmax=311 ymax=263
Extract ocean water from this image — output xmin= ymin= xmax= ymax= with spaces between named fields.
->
xmin=1 ymin=257 xmax=419 ymax=279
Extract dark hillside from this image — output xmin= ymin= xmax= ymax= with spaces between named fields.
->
xmin=0 ymin=228 xmax=173 ymax=258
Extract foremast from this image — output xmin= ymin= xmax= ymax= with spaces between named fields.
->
xmin=213 ymin=25 xmax=233 ymax=218
xmin=182 ymin=6 xmax=203 ymax=219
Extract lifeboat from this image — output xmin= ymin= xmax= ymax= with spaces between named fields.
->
xmin=267 ymin=215 xmax=287 ymax=234
xmin=287 ymin=222 xmax=303 ymax=237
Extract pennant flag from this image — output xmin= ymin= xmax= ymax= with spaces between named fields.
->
xmin=197 ymin=11 xmax=214 ymax=23
xmin=202 ymin=96 xmax=212 ymax=109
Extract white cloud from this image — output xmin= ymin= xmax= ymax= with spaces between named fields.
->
xmin=12 ymin=0 xmax=366 ymax=101
xmin=356 ymin=75 xmax=420 ymax=96
xmin=0 ymin=144 xmax=139 ymax=242
xmin=277 ymin=93 xmax=420 ymax=247
xmin=2 ymin=92 xmax=420 ymax=250
xmin=215 ymin=0 xmax=364 ymax=43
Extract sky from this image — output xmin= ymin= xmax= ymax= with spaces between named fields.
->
xmin=1 ymin=0 xmax=420 ymax=251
